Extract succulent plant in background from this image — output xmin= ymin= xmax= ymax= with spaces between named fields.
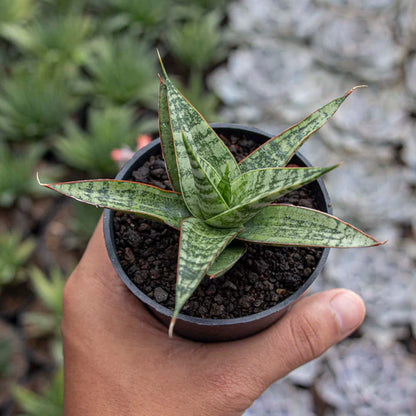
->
xmin=39 ymin=57 xmax=385 ymax=336
xmin=167 ymin=10 xmax=227 ymax=72
xmin=2 ymin=13 xmax=93 ymax=74
xmin=55 ymin=105 xmax=157 ymax=176
xmin=0 ymin=143 xmax=45 ymax=207
xmin=82 ymin=36 xmax=158 ymax=106
xmin=0 ymin=0 xmax=34 ymax=28
xmin=0 ymin=339 xmax=13 ymax=377
xmin=0 ymin=230 xmax=35 ymax=290
xmin=0 ymin=67 xmax=77 ymax=140
xmin=22 ymin=267 xmax=66 ymax=339
xmin=110 ymin=0 xmax=170 ymax=32
xmin=13 ymin=367 xmax=63 ymax=416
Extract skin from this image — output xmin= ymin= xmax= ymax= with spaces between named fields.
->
xmin=62 ymin=217 xmax=366 ymax=416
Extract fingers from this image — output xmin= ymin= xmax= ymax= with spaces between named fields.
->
xmin=220 ymin=289 xmax=365 ymax=390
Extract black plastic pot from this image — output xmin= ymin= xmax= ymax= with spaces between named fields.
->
xmin=103 ymin=123 xmax=332 ymax=342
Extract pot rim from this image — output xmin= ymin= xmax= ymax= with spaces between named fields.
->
xmin=103 ymin=123 xmax=331 ymax=328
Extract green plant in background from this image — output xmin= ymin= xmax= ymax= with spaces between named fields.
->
xmin=0 ymin=67 xmax=78 ymax=140
xmin=40 ymin=60 xmax=385 ymax=336
xmin=55 ymin=105 xmax=156 ymax=176
xmin=68 ymin=201 xmax=103 ymax=243
xmin=187 ymin=0 xmax=229 ymax=11
xmin=82 ymin=36 xmax=157 ymax=106
xmin=177 ymin=72 xmax=221 ymax=122
xmin=39 ymin=0 xmax=86 ymax=14
xmin=0 ymin=231 xmax=35 ymax=289
xmin=0 ymin=143 xmax=45 ymax=206
xmin=13 ymin=368 xmax=63 ymax=416
xmin=22 ymin=267 xmax=66 ymax=339
xmin=110 ymin=0 xmax=169 ymax=33
xmin=2 ymin=13 xmax=93 ymax=74
xmin=167 ymin=10 xmax=227 ymax=72
xmin=0 ymin=339 xmax=13 ymax=377
xmin=0 ymin=0 xmax=34 ymax=28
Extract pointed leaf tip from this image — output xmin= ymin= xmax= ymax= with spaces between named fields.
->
xmin=157 ymin=49 xmax=168 ymax=79
xmin=36 ymin=172 xmax=44 ymax=186
xmin=238 ymin=204 xmax=386 ymax=248
xmin=239 ymin=92 xmax=357 ymax=172
xmin=40 ymin=179 xmax=190 ymax=229
xmin=168 ymin=316 xmax=176 ymax=338
xmin=344 ymin=85 xmax=367 ymax=97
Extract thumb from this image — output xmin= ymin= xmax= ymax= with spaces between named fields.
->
xmin=220 ymin=289 xmax=365 ymax=393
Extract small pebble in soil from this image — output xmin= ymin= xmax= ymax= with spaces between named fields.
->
xmin=154 ymin=287 xmax=169 ymax=303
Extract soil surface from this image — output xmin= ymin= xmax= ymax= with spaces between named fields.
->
xmin=114 ymin=134 xmax=324 ymax=319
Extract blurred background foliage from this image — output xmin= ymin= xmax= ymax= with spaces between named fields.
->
xmin=0 ymin=0 xmax=231 ymax=413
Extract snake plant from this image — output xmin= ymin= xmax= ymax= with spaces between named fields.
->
xmin=39 ymin=56 xmax=384 ymax=336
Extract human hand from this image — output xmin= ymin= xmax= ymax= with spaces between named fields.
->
xmin=62 ymin=217 xmax=365 ymax=416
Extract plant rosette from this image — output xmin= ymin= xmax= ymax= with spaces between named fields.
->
xmin=39 ymin=55 xmax=385 ymax=342
xmin=103 ymin=123 xmax=332 ymax=342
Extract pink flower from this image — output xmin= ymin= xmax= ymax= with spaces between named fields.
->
xmin=136 ymin=134 xmax=152 ymax=150
xmin=111 ymin=147 xmax=135 ymax=168
xmin=111 ymin=134 xmax=153 ymax=168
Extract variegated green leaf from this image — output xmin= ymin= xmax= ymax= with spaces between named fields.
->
xmin=206 ymin=165 xmax=338 ymax=228
xmin=238 ymin=204 xmax=386 ymax=247
xmin=159 ymin=80 xmax=181 ymax=192
xmin=157 ymin=54 xmax=240 ymax=216
xmin=217 ymin=161 xmax=232 ymax=206
xmin=169 ymin=217 xmax=242 ymax=336
xmin=239 ymin=87 xmax=363 ymax=172
xmin=182 ymin=132 xmax=229 ymax=219
xmin=206 ymin=242 xmax=246 ymax=279
xmin=38 ymin=178 xmax=190 ymax=229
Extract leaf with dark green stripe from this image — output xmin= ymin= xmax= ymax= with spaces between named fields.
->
xmin=206 ymin=242 xmax=246 ymax=279
xmin=169 ymin=218 xmax=242 ymax=336
xmin=239 ymin=87 xmax=363 ymax=172
xmin=206 ymin=165 xmax=338 ymax=228
xmin=237 ymin=204 xmax=386 ymax=247
xmin=182 ymin=131 xmax=229 ymax=219
xmin=38 ymin=178 xmax=190 ymax=229
xmin=217 ymin=161 xmax=232 ymax=206
xmin=158 ymin=55 xmax=239 ymax=195
xmin=159 ymin=80 xmax=180 ymax=192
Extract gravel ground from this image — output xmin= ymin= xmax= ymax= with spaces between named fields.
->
xmin=208 ymin=0 xmax=416 ymax=414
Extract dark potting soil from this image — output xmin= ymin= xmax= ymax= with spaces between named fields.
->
xmin=114 ymin=134 xmax=324 ymax=319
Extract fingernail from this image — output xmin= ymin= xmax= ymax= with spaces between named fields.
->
xmin=330 ymin=291 xmax=365 ymax=334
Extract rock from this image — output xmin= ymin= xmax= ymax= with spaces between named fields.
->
xmin=209 ymin=41 xmax=344 ymax=126
xmin=323 ymin=245 xmax=416 ymax=332
xmin=154 ymin=287 xmax=168 ymax=303
xmin=325 ymin=161 xmax=416 ymax=227
xmin=327 ymin=85 xmax=409 ymax=145
xmin=244 ymin=380 xmax=315 ymax=415
xmin=239 ymin=295 xmax=254 ymax=309
xmin=405 ymin=54 xmax=416 ymax=99
xmin=316 ymin=340 xmax=416 ymax=415
xmin=396 ymin=0 xmax=416 ymax=49
xmin=402 ymin=120 xmax=416 ymax=170
xmin=312 ymin=14 xmax=404 ymax=83
xmin=229 ymin=0 xmax=324 ymax=42
xmin=287 ymin=355 xmax=326 ymax=387
xmin=315 ymin=0 xmax=396 ymax=13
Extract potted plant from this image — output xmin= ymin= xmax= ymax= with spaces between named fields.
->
xmin=39 ymin=56 xmax=384 ymax=342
